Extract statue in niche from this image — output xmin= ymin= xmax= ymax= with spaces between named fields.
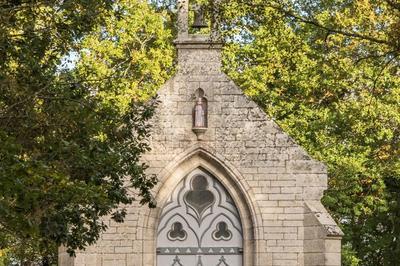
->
xmin=194 ymin=96 xmax=206 ymax=128
xmin=192 ymin=89 xmax=207 ymax=140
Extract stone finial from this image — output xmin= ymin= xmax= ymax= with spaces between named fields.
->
xmin=210 ymin=0 xmax=221 ymax=41
xmin=177 ymin=0 xmax=189 ymax=39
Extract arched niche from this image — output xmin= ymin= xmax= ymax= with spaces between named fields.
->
xmin=193 ymin=88 xmax=208 ymax=129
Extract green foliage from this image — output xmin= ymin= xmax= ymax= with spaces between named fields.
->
xmin=1 ymin=0 xmax=399 ymax=264
xmin=0 ymin=0 xmax=173 ymax=264
xmin=0 ymin=249 xmax=8 ymax=266
xmin=218 ymin=0 xmax=400 ymax=265
xmin=77 ymin=0 xmax=175 ymax=103
xmin=342 ymin=243 xmax=361 ymax=266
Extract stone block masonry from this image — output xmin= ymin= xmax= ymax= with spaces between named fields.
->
xmin=59 ymin=3 xmax=342 ymax=264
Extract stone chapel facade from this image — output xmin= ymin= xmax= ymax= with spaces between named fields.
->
xmin=59 ymin=1 xmax=343 ymax=265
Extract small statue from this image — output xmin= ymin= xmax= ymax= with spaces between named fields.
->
xmin=194 ymin=97 xmax=206 ymax=128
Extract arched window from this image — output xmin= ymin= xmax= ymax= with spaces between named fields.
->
xmin=156 ymin=168 xmax=243 ymax=266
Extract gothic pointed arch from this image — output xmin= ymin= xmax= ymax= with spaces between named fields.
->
xmin=157 ymin=168 xmax=243 ymax=265
xmin=142 ymin=144 xmax=263 ymax=266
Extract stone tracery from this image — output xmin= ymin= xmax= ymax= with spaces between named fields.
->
xmin=157 ymin=168 xmax=243 ymax=265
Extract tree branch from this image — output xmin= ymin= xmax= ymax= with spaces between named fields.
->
xmin=234 ymin=1 xmax=394 ymax=48
xmin=273 ymin=5 xmax=391 ymax=46
xmin=384 ymin=0 xmax=400 ymax=12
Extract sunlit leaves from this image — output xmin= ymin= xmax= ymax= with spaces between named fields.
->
xmin=0 ymin=0 xmax=169 ymax=264
xmin=218 ymin=0 xmax=400 ymax=265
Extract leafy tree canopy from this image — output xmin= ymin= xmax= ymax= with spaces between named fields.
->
xmin=217 ymin=0 xmax=399 ymax=265
xmin=1 ymin=0 xmax=399 ymax=265
xmin=0 ymin=0 xmax=173 ymax=264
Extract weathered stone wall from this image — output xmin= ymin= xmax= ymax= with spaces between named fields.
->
xmin=59 ymin=40 xmax=342 ymax=266
xmin=304 ymin=201 xmax=342 ymax=266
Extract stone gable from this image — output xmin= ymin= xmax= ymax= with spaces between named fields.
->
xmin=147 ymin=45 xmax=328 ymax=203
xmin=58 ymin=1 xmax=342 ymax=265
